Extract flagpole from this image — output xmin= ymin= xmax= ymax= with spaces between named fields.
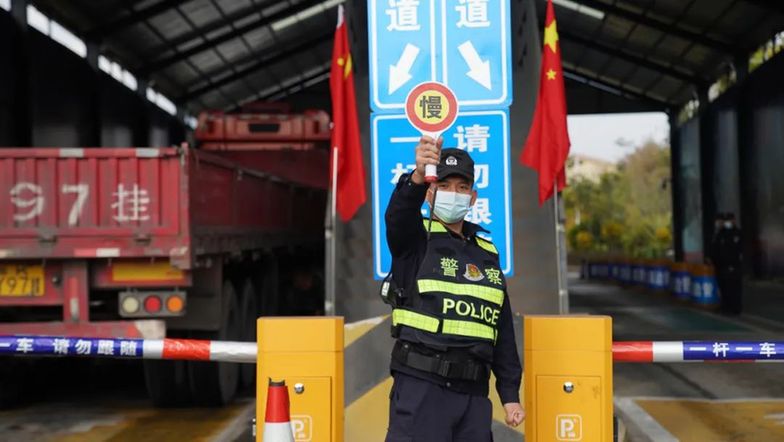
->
xmin=554 ymin=179 xmax=568 ymax=314
xmin=325 ymin=146 xmax=338 ymax=316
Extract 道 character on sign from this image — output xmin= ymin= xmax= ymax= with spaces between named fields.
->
xmin=456 ymin=0 xmax=491 ymax=28
xmin=386 ymin=0 xmax=421 ymax=31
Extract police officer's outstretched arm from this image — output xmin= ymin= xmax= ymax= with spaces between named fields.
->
xmin=385 ymin=136 xmax=443 ymax=257
xmin=493 ymin=294 xmax=525 ymax=426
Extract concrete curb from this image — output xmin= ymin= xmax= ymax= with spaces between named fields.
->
xmin=614 ymin=397 xmax=677 ymax=442
xmin=213 ymin=399 xmax=255 ymax=442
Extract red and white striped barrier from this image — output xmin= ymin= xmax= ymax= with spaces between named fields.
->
xmin=0 ymin=335 xmax=256 ymax=363
xmin=3 ymin=335 xmax=783 ymax=365
xmin=613 ymin=341 xmax=784 ymax=363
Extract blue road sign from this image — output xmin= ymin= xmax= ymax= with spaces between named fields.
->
xmin=369 ymin=0 xmax=511 ymax=112
xmin=369 ymin=0 xmax=436 ymax=111
xmin=440 ymin=0 xmax=511 ymax=108
xmin=371 ymin=109 xmax=513 ymax=280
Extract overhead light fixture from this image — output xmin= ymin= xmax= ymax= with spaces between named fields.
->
xmin=272 ymin=0 xmax=345 ymax=32
xmin=553 ymin=0 xmax=605 ymax=21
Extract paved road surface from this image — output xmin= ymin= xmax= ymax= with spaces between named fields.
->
xmin=571 ymin=277 xmax=784 ymax=442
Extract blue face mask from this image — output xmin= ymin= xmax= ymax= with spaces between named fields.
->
xmin=432 ymin=190 xmax=472 ymax=224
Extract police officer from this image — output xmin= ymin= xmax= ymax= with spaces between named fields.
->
xmin=711 ymin=213 xmax=743 ymax=315
xmin=383 ymin=136 xmax=524 ymax=441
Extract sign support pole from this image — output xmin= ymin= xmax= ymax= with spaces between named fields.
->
xmin=554 ymin=179 xmax=568 ymax=314
xmin=325 ymin=146 xmax=339 ymax=316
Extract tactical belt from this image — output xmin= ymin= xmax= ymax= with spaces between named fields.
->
xmin=392 ymin=341 xmax=485 ymax=381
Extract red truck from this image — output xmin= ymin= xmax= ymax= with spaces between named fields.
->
xmin=0 ymin=108 xmax=330 ymax=406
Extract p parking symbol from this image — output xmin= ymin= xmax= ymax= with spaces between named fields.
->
xmin=556 ymin=414 xmax=582 ymax=441
xmin=291 ymin=415 xmax=312 ymax=441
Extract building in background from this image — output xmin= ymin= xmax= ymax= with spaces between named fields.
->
xmin=567 ymin=154 xmax=616 ymax=183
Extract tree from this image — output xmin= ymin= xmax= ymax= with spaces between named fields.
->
xmin=564 ymin=139 xmax=672 ymax=258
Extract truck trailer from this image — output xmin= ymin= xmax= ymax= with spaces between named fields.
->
xmin=0 ymin=108 xmax=330 ymax=406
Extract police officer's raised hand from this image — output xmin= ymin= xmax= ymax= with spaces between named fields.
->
xmin=504 ymin=402 xmax=525 ymax=427
xmin=411 ymin=135 xmax=443 ymax=185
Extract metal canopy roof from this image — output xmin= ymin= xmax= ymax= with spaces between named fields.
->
xmin=32 ymin=0 xmax=784 ymax=113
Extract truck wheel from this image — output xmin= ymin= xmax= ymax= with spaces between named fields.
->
xmin=188 ymin=281 xmax=241 ymax=406
xmin=256 ymin=255 xmax=280 ymax=315
xmin=239 ymin=278 xmax=258 ymax=391
xmin=143 ymin=359 xmax=191 ymax=407
xmin=0 ymin=359 xmax=22 ymax=408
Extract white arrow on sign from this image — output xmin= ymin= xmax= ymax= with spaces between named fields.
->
xmin=458 ymin=41 xmax=492 ymax=90
xmin=388 ymin=43 xmax=420 ymax=95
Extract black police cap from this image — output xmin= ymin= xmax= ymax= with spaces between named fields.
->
xmin=437 ymin=148 xmax=474 ymax=182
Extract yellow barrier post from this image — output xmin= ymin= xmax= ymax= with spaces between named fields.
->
xmin=524 ymin=315 xmax=613 ymax=441
xmin=257 ymin=317 xmax=344 ymax=442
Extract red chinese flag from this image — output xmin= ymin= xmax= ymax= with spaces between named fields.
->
xmin=329 ymin=5 xmax=366 ymax=221
xmin=520 ymin=0 xmax=571 ymax=205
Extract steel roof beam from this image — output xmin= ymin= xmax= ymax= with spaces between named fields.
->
xmin=144 ymin=0 xmax=277 ymax=56
xmin=178 ymin=31 xmax=332 ymax=102
xmin=567 ymin=0 xmax=742 ymax=54
xmin=226 ymin=64 xmax=331 ymax=112
xmin=562 ymin=66 xmax=673 ymax=109
xmin=86 ymin=0 xmax=186 ymax=39
xmin=260 ymin=64 xmax=331 ymax=100
xmin=741 ymin=0 xmax=784 ymax=15
xmin=138 ymin=0 xmax=324 ymax=76
xmin=558 ymin=28 xmax=708 ymax=86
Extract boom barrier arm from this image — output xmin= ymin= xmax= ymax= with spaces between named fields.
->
xmin=3 ymin=335 xmax=783 ymax=364
xmin=0 ymin=335 xmax=256 ymax=363
xmin=613 ymin=340 xmax=784 ymax=362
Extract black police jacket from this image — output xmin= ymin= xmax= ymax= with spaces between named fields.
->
xmin=385 ymin=173 xmax=522 ymax=404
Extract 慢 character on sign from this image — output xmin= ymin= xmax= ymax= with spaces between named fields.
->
xmin=454 ymin=124 xmax=490 ymax=153
xmin=120 ymin=341 xmax=138 ymax=357
xmin=97 ymin=340 xmax=114 ymax=356
xmin=386 ymin=0 xmax=421 ymax=31
xmin=419 ymin=95 xmax=443 ymax=119
xmin=455 ymin=0 xmax=490 ymax=28
xmin=75 ymin=339 xmax=92 ymax=355
xmin=712 ymin=342 xmax=729 ymax=358
xmin=474 ymin=164 xmax=489 ymax=189
xmin=760 ymin=342 xmax=777 ymax=358
xmin=15 ymin=338 xmax=34 ymax=353
xmin=112 ymin=184 xmax=150 ymax=222
xmin=53 ymin=338 xmax=70 ymax=355
xmin=466 ymin=198 xmax=492 ymax=224
xmin=390 ymin=163 xmax=416 ymax=184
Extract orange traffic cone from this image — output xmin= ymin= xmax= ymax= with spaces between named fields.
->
xmin=263 ymin=379 xmax=295 ymax=442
